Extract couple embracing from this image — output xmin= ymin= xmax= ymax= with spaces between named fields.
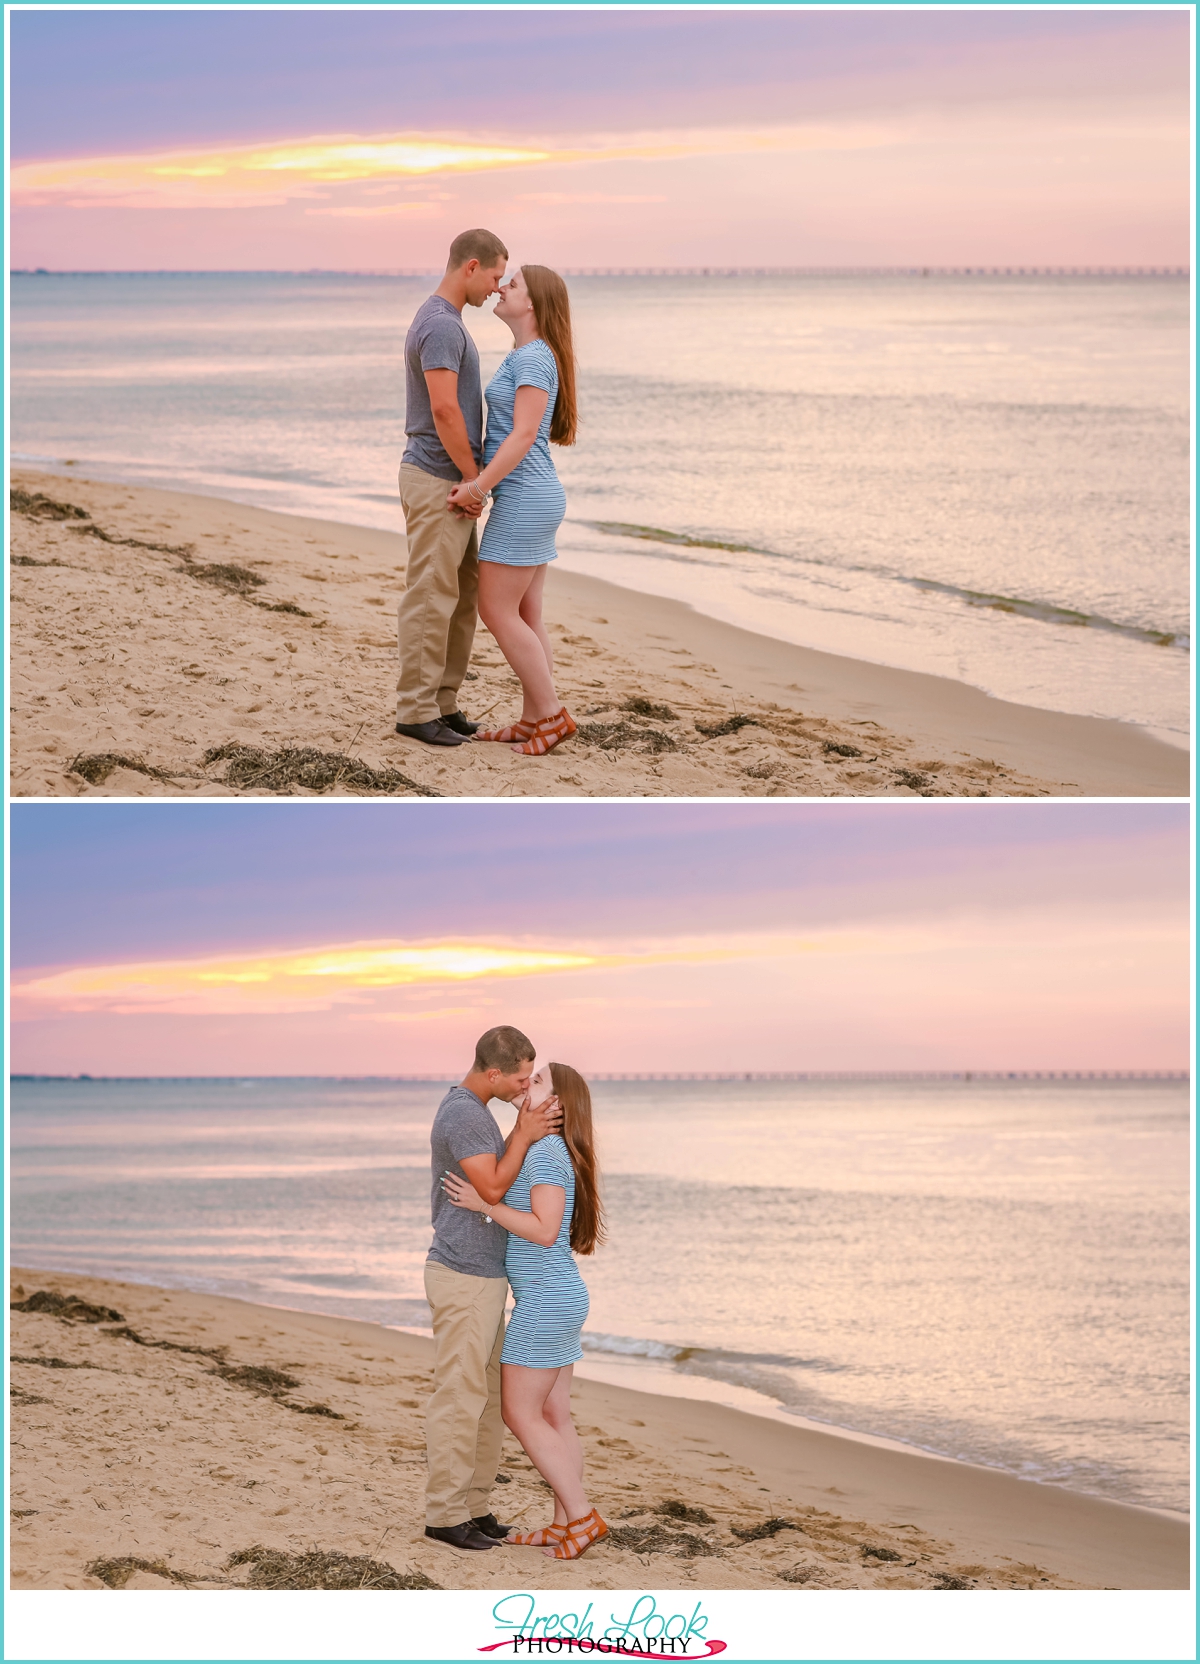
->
xmin=423 ymin=1025 xmax=608 ymax=1562
xmin=396 ymin=229 xmax=578 ymax=759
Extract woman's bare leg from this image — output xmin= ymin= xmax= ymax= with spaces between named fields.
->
xmin=502 ymin=1363 xmax=589 ymax=1523
xmin=477 ymin=563 xmax=559 ymax=722
xmin=517 ymin=564 xmax=555 ymax=684
xmin=540 ymin=1365 xmax=582 ymax=1525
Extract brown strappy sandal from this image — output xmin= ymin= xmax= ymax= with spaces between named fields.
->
xmin=506 ymin=1522 xmax=567 ymax=1547
xmin=475 ymin=718 xmax=537 ymax=743
xmin=511 ymin=708 xmax=576 ymax=757
xmin=543 ymin=1508 xmax=607 ymax=1560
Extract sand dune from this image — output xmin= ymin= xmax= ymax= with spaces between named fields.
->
xmin=11 ymin=1270 xmax=1187 ymax=1594
xmin=13 ymin=469 xmax=1182 ymax=799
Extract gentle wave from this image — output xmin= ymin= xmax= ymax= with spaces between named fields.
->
xmin=582 ymin=1330 xmax=847 ymax=1374
xmin=586 ymin=520 xmax=1190 ymax=652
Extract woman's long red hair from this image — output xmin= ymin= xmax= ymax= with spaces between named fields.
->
xmin=522 ymin=265 xmax=578 ymax=447
xmin=550 ymin=1062 xmax=605 ymax=1255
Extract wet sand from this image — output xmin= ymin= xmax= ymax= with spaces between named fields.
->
xmin=10 ymin=470 xmax=1186 ymax=799
xmin=10 ymin=1269 xmax=1188 ymax=1593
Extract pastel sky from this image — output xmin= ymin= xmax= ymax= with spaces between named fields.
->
xmin=8 ymin=9 xmax=1190 ymax=270
xmin=9 ymin=802 xmax=1190 ymax=1077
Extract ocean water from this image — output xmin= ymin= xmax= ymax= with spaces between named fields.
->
xmin=10 ymin=1074 xmax=1189 ymax=1516
xmin=9 ymin=271 xmax=1190 ymax=740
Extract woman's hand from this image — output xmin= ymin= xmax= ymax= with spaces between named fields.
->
xmin=442 ymin=1171 xmax=486 ymax=1212
xmin=447 ymin=479 xmax=486 ymax=517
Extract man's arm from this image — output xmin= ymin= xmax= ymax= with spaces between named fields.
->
xmin=424 ymin=368 xmax=480 ymax=487
xmin=458 ymin=1095 xmax=562 ymax=1206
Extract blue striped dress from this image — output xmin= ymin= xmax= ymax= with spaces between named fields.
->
xmin=478 ymin=340 xmax=567 ymax=568
xmin=501 ymin=1134 xmax=589 ymax=1369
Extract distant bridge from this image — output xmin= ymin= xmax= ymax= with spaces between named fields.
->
xmin=12 ymin=1070 xmax=1187 ymax=1084
xmin=586 ymin=1070 xmax=1189 ymax=1082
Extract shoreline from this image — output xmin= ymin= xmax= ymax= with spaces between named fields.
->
xmin=548 ymin=564 xmax=1190 ymax=795
xmin=11 ymin=469 xmax=1187 ymax=798
xmin=9 ymin=1251 xmax=1185 ymax=1515
xmin=17 ymin=453 xmax=1191 ymax=760
xmin=10 ymin=1268 xmax=1189 ymax=1592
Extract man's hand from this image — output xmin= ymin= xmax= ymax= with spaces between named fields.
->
xmin=516 ymin=1093 xmax=562 ymax=1144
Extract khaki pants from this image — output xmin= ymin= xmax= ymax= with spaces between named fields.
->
xmin=396 ymin=463 xmax=479 ymax=724
xmin=423 ymin=1260 xmax=508 ymax=1528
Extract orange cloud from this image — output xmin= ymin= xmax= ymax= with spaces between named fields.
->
xmin=12 ymin=940 xmax=604 ymax=1017
xmin=9 ymin=124 xmax=893 ymax=211
xmin=10 ymin=931 xmax=847 ymax=1019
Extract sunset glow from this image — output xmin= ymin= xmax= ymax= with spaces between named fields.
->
xmin=10 ymin=134 xmax=556 ymax=209
xmin=9 ymin=930 xmax=852 ymax=1019
xmin=9 ymin=804 xmax=1188 ymax=1075
xmin=9 ymin=11 xmax=1188 ymax=268
xmin=8 ymin=124 xmax=889 ymax=212
xmin=12 ymin=939 xmax=605 ymax=1016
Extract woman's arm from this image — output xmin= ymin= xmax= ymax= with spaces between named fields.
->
xmin=446 ymin=385 xmax=549 ymax=510
xmin=457 ymin=1095 xmax=561 ymax=1207
xmin=442 ymin=1172 xmax=564 ymax=1247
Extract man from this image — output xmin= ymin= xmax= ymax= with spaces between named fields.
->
xmin=424 ymin=1024 xmax=562 ymax=1551
xmin=396 ymin=228 xmax=509 ymax=748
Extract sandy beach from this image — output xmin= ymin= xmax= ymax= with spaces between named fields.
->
xmin=10 ymin=470 xmax=1187 ymax=800
xmin=10 ymin=1269 xmax=1188 ymax=1593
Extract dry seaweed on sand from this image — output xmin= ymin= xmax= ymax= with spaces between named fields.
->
xmin=11 ymin=1290 xmax=124 ymax=1323
xmin=823 ymin=740 xmax=862 ymax=758
xmin=695 ymin=714 xmax=758 ymax=739
xmin=12 ymin=489 xmax=196 ymax=556
xmin=225 ymin=1546 xmax=440 ymax=1591
xmin=861 ymin=1543 xmax=905 ymax=1562
xmin=606 ymin=1524 xmax=721 ymax=1558
xmin=11 ymin=1387 xmax=51 ymax=1406
xmin=932 ymin=1572 xmax=973 ymax=1589
xmin=12 ymin=1354 xmax=97 ymax=1370
xmin=202 ymin=744 xmax=440 ymax=798
xmin=212 ymin=1363 xmax=300 ymax=1394
xmin=893 ymin=767 xmax=934 ymax=793
xmin=577 ymin=720 xmax=678 ymax=755
xmin=777 ymin=1566 xmax=821 ymax=1585
xmin=10 ymin=487 xmax=90 ymax=521
xmin=180 ymin=560 xmax=266 ymax=595
xmin=731 ymin=1516 xmax=802 ymax=1543
xmin=103 ymin=1324 xmax=226 ymax=1360
xmin=88 ymin=1556 xmax=193 ymax=1589
xmin=622 ymin=696 xmax=678 ymax=721
xmin=258 ymin=600 xmax=312 ymax=616
xmin=67 ymin=752 xmax=179 ymax=787
xmin=211 ymin=1361 xmax=345 ymax=1418
xmin=12 ymin=555 xmax=69 ymax=568
xmin=655 ymin=1499 xmax=716 ymax=1525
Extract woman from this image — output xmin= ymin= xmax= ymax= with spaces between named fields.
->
xmin=442 ymin=1061 xmax=607 ymax=1560
xmin=447 ymin=266 xmax=578 ymax=758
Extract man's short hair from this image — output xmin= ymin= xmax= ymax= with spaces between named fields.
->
xmin=448 ymin=228 xmax=509 ymax=271
xmin=473 ymin=1025 xmax=534 ymax=1074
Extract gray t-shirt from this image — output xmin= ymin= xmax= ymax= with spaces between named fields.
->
xmin=428 ymin=1086 xmax=507 ymax=1279
xmin=402 ymin=296 xmax=482 ymax=482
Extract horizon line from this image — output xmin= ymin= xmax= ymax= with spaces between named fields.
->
xmin=10 ymin=266 xmax=1191 ymax=280
xmin=10 ymin=1070 xmax=1189 ymax=1083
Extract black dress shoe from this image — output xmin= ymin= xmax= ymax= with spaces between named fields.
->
xmin=395 ymin=718 xmax=468 ymax=747
xmin=470 ymin=1512 xmax=513 ymax=1540
xmin=441 ymin=710 xmax=480 ymax=737
xmin=424 ymin=1522 xmax=497 ymax=1551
